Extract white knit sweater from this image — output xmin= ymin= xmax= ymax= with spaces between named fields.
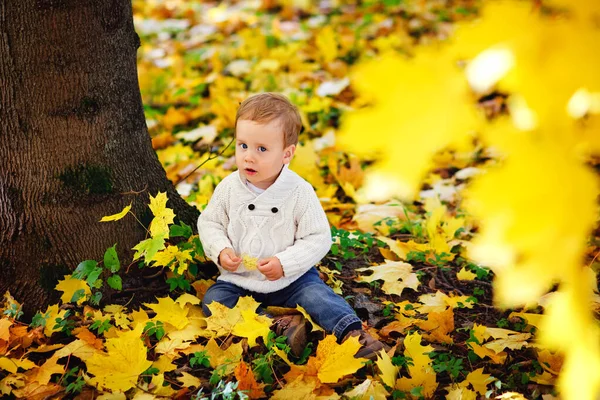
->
xmin=197 ymin=166 xmax=333 ymax=293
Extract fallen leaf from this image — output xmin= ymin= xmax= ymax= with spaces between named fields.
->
xmin=308 ymin=334 xmax=368 ymax=383
xmin=344 ymin=378 xmax=389 ymax=400
xmin=235 ymin=361 xmax=266 ymax=399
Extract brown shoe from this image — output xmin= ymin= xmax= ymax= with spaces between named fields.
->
xmin=271 ymin=314 xmax=307 ymax=357
xmin=343 ymin=329 xmax=390 ymax=361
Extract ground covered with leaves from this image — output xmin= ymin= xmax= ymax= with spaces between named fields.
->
xmin=1 ymin=0 xmax=599 ymax=399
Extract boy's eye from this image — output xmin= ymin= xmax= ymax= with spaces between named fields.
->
xmin=258 ymin=146 xmax=267 ymax=152
xmin=239 ymin=143 xmax=248 ymax=149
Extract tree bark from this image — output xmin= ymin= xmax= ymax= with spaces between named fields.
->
xmin=0 ymin=0 xmax=199 ymax=315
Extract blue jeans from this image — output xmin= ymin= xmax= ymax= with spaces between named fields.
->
xmin=202 ymin=267 xmax=361 ymax=339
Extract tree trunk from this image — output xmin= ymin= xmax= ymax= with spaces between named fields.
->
xmin=0 ymin=0 xmax=199 ymax=315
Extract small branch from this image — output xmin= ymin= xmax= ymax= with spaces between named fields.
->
xmin=174 ymin=136 xmax=236 ymax=185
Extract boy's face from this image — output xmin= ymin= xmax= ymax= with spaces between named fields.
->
xmin=235 ymin=118 xmax=295 ymax=190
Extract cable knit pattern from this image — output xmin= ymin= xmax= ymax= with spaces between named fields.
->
xmin=197 ymin=166 xmax=333 ymax=293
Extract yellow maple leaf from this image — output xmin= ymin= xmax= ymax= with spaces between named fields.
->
xmin=99 ymin=204 xmax=131 ymax=222
xmin=0 ymin=357 xmax=17 ymax=373
xmin=155 ymin=337 xmax=192 ymax=357
xmin=54 ymin=275 xmax=91 ymax=305
xmin=376 ymin=348 xmax=399 ymax=388
xmin=0 ymin=318 xmax=12 ymax=341
xmin=151 ymin=245 xmax=192 ymax=274
xmin=85 ymin=324 xmax=152 ymax=392
xmin=416 ymin=308 xmax=454 ymax=344
xmin=12 ymin=381 xmax=62 ymax=400
xmin=242 ymin=254 xmax=259 ymax=271
xmin=467 ymin=342 xmax=506 ymax=364
xmin=460 ymin=368 xmax=495 ymax=395
xmin=205 ymin=301 xmax=242 ymax=337
xmin=308 ymin=334 xmax=368 ymax=383
xmin=152 ymin=355 xmax=178 ymax=374
xmin=54 ymin=339 xmax=98 ymax=361
xmin=395 ymin=332 xmax=438 ymax=398
xmin=356 ymin=261 xmax=419 ymax=297
xmin=457 ymin=267 xmax=476 ymax=281
xmin=271 ymin=375 xmax=318 ymax=400
xmin=150 ymin=373 xmax=177 ymax=397
xmin=175 ymin=293 xmax=201 ymax=307
xmin=148 ymin=192 xmax=176 ymax=238
xmin=40 ymin=304 xmax=67 ymax=337
xmin=484 ymin=333 xmax=530 ymax=354
xmin=144 ymin=296 xmax=189 ymax=330
xmin=204 ymin=338 xmax=243 ymax=375
xmin=446 ymin=385 xmax=477 ymax=400
xmin=177 ymin=371 xmax=201 ymax=388
xmin=27 ymin=355 xmax=64 ymax=385
xmin=316 ymin=26 xmax=338 ymax=64
xmin=232 ymin=309 xmax=272 ymax=347
xmin=296 ymin=305 xmax=324 ymax=332
xmin=0 ymin=374 xmax=24 ymax=396
xmin=344 ymin=378 xmax=389 ymax=400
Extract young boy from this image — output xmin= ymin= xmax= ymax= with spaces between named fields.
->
xmin=198 ymin=92 xmax=388 ymax=359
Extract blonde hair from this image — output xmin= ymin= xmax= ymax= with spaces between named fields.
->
xmin=235 ymin=92 xmax=302 ymax=147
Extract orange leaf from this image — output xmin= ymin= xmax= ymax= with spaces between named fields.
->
xmin=234 ymin=361 xmax=266 ymax=399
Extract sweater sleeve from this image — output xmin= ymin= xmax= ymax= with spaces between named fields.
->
xmin=197 ymin=180 xmax=234 ymax=267
xmin=275 ymin=182 xmax=332 ymax=277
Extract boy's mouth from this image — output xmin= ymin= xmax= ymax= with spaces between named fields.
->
xmin=245 ymin=168 xmax=257 ymax=176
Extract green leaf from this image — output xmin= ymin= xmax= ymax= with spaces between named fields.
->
xmin=72 ymin=260 xmax=97 ymax=280
xmin=86 ymin=267 xmax=103 ymax=287
xmin=70 ymin=289 xmax=86 ymax=303
xmin=170 ymin=221 xmax=193 ymax=239
xmin=132 ymin=234 xmax=166 ymax=262
xmin=104 ymin=244 xmax=120 ymax=273
xmin=90 ymin=291 xmax=102 ymax=306
xmin=107 ymin=275 xmax=122 ymax=291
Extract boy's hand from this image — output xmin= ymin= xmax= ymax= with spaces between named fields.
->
xmin=257 ymin=257 xmax=284 ymax=281
xmin=219 ymin=248 xmax=241 ymax=271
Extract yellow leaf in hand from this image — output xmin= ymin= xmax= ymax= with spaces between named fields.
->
xmin=242 ymin=254 xmax=258 ymax=270
xmin=55 ymin=275 xmax=91 ymax=304
xmin=308 ymin=334 xmax=368 ymax=383
xmin=99 ymin=204 xmax=131 ymax=222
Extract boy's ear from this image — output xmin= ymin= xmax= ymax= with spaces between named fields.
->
xmin=283 ymin=144 xmax=296 ymax=163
